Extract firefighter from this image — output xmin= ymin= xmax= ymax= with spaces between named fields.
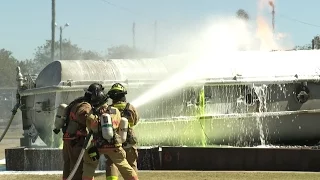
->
xmin=105 ymin=83 xmax=140 ymax=180
xmin=59 ymin=84 xmax=100 ymax=180
xmin=80 ymin=83 xmax=139 ymax=180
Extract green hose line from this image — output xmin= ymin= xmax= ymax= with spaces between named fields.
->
xmin=198 ymin=86 xmax=207 ymax=147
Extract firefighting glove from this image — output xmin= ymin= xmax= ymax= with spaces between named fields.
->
xmin=88 ymin=146 xmax=100 ymax=161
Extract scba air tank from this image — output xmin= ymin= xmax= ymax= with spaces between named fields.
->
xmin=53 ymin=103 xmax=68 ymax=134
xmin=100 ymin=113 xmax=114 ymax=142
xmin=119 ymin=117 xmax=128 ymax=143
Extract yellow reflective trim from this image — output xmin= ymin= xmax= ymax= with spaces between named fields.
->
xmin=113 ymin=102 xmax=126 ymax=111
xmin=128 ymin=122 xmax=134 ymax=128
xmin=110 ymin=86 xmax=123 ymax=91
xmin=106 ymin=176 xmax=118 ymax=180
xmin=89 ymin=152 xmax=97 ymax=157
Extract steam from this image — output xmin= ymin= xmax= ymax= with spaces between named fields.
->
xmin=131 ymin=1 xmax=293 ymax=108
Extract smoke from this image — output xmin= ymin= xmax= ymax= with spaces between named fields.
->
xmin=166 ymin=1 xmax=293 ymax=55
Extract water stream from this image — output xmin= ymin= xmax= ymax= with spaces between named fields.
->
xmin=253 ymin=84 xmax=268 ymax=146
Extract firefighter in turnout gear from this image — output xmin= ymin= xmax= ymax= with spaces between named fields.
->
xmin=106 ymin=83 xmax=140 ymax=180
xmin=81 ymin=83 xmax=139 ymax=180
xmin=53 ymin=85 xmax=101 ymax=180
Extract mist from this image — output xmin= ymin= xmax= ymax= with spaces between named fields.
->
xmin=131 ymin=1 xmax=294 ymax=108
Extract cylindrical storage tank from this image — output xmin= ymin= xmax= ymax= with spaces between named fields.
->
xmin=19 ymin=50 xmax=320 ymax=147
xmin=134 ymin=50 xmax=320 ymax=147
xmin=24 ymin=56 xmax=195 ymax=147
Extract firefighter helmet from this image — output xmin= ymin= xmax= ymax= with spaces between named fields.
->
xmin=85 ymin=83 xmax=106 ymax=106
xmin=107 ymin=83 xmax=127 ymax=99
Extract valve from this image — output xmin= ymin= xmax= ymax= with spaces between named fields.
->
xmin=294 ymin=82 xmax=310 ymax=104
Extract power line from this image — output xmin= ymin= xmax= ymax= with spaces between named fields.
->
xmin=99 ymin=0 xmax=141 ymax=16
xmin=278 ymin=13 xmax=320 ymax=28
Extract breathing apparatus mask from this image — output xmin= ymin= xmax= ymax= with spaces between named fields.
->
xmin=85 ymin=83 xmax=107 ymax=107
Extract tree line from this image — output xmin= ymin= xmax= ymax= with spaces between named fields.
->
xmin=0 ymin=39 xmax=155 ymax=87
xmin=1 ymin=9 xmax=317 ymax=87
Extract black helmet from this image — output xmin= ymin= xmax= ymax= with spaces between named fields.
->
xmin=107 ymin=83 xmax=127 ymax=100
xmin=85 ymin=83 xmax=106 ymax=106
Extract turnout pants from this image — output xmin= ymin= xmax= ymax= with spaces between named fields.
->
xmin=105 ymin=146 xmax=138 ymax=180
xmin=62 ymin=138 xmax=85 ymax=180
xmin=82 ymin=145 xmax=138 ymax=180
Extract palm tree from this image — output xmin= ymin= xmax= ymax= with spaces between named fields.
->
xmin=236 ymin=9 xmax=249 ymax=21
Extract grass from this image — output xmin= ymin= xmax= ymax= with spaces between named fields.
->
xmin=1 ymin=171 xmax=320 ymax=180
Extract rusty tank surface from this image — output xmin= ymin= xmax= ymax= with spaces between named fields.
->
xmin=14 ymin=50 xmax=320 ymax=148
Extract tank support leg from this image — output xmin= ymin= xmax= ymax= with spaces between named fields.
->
xmin=20 ymin=124 xmax=39 ymax=147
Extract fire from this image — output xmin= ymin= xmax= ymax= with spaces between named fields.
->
xmin=255 ymin=0 xmax=285 ymax=50
xmin=256 ymin=16 xmax=277 ymax=50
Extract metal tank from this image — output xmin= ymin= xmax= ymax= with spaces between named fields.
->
xmin=135 ymin=50 xmax=320 ymax=147
xmin=15 ymin=50 xmax=320 ymax=148
xmin=16 ymin=55 xmax=195 ymax=147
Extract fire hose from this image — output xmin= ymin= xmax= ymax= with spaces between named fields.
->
xmin=0 ymin=102 xmax=20 ymax=142
xmin=66 ymin=131 xmax=93 ymax=180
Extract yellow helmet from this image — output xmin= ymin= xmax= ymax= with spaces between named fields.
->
xmin=107 ymin=83 xmax=127 ymax=97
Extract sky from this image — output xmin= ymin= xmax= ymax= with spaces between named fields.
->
xmin=0 ymin=0 xmax=320 ymax=60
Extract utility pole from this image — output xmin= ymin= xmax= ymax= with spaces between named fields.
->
xmin=269 ymin=1 xmax=275 ymax=33
xmin=59 ymin=27 xmax=62 ymax=60
xmin=51 ymin=0 xmax=56 ymax=61
xmin=57 ymin=23 xmax=69 ymax=60
xmin=154 ymin=20 xmax=157 ymax=54
xmin=132 ymin=22 xmax=136 ymax=49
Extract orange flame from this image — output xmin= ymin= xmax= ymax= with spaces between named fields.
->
xmin=256 ymin=16 xmax=277 ymax=50
xmin=255 ymin=0 xmax=279 ymax=50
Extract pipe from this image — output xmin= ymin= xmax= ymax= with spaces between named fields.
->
xmin=18 ymin=81 xmax=157 ymax=97
xmin=199 ymin=109 xmax=320 ymax=119
xmin=196 ymin=76 xmax=320 ymax=86
xmin=0 ymin=96 xmax=21 ymax=142
xmin=20 ymin=75 xmax=320 ymax=97
xmin=60 ymin=75 xmax=320 ymax=87
xmin=0 ymin=66 xmax=21 ymax=142
xmin=136 ymin=109 xmax=320 ymax=122
xmin=58 ymin=79 xmax=159 ymax=86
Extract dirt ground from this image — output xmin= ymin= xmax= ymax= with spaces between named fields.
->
xmin=0 ymin=129 xmax=21 ymax=159
xmin=0 ymin=139 xmax=20 ymax=159
xmin=1 ymin=171 xmax=320 ymax=180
